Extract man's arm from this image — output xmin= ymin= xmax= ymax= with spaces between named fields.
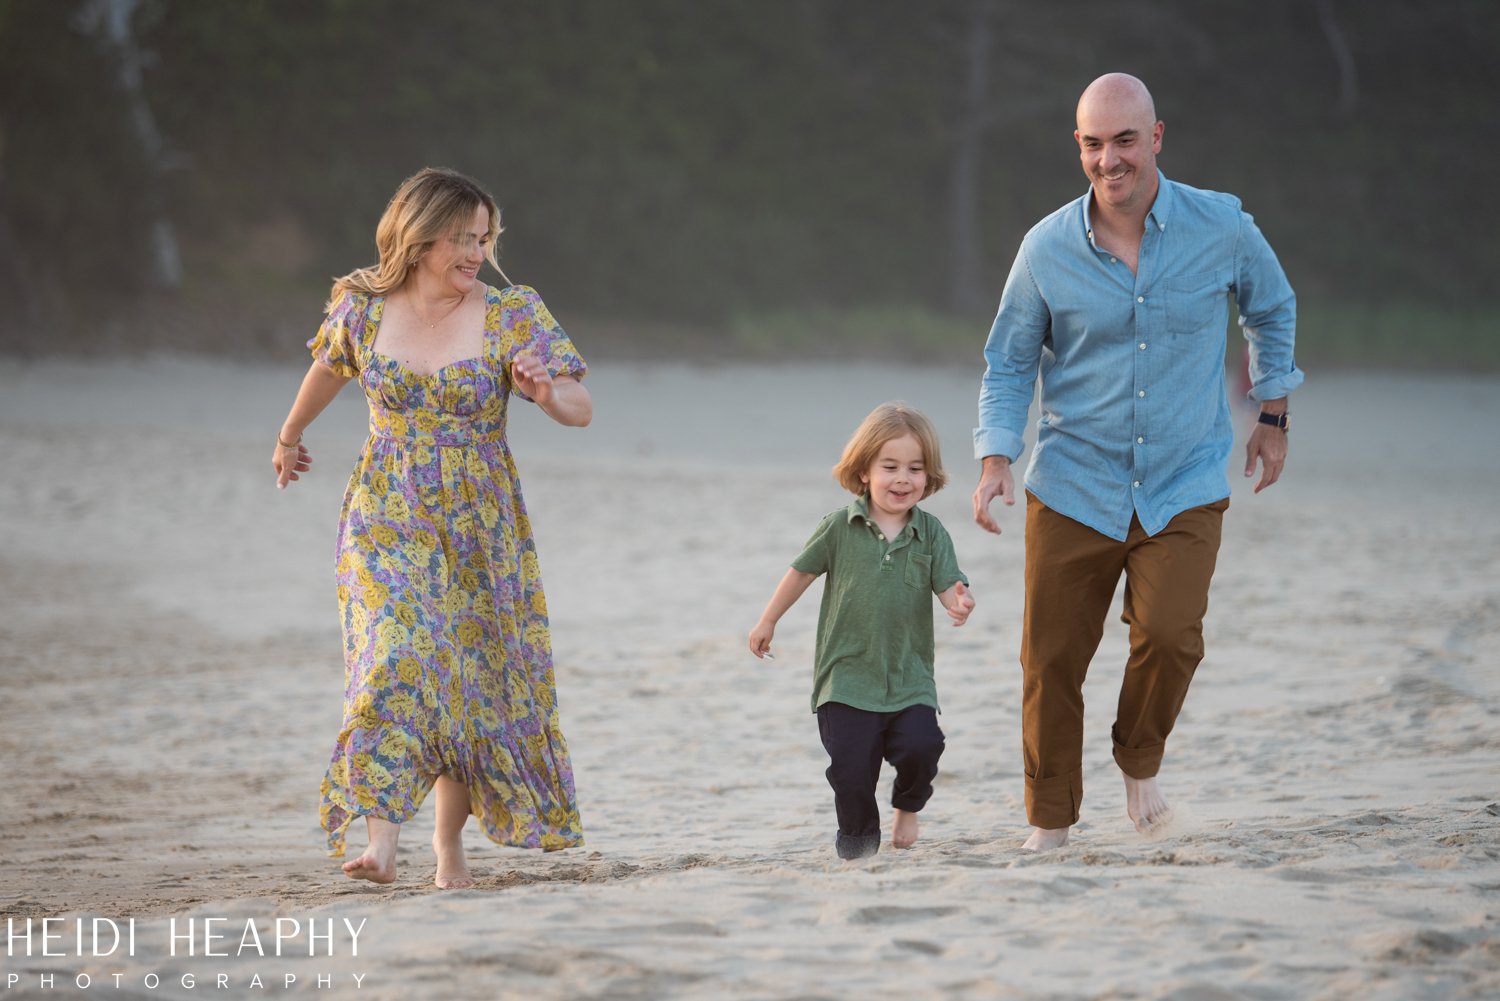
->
xmin=1234 ymin=212 xmax=1302 ymax=492
xmin=974 ymin=245 xmax=1048 ymax=532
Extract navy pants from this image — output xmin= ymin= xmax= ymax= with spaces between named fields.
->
xmin=816 ymin=701 xmax=945 ymax=859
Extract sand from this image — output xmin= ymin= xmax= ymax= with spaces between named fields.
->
xmin=1 ymin=356 xmax=1497 ymax=1000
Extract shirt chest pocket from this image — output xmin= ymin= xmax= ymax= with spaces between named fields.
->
xmin=904 ymin=552 xmax=932 ymax=591
xmin=1165 ymin=270 xmax=1227 ymax=337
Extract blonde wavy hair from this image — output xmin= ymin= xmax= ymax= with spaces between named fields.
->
xmin=832 ymin=402 xmax=948 ymax=498
xmin=330 ymin=167 xmax=510 ymax=303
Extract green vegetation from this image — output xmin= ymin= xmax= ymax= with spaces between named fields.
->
xmin=0 ymin=0 xmax=1495 ymax=370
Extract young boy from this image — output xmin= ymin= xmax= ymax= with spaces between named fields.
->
xmin=749 ymin=403 xmax=974 ymax=859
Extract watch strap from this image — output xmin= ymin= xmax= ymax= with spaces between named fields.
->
xmin=1257 ymin=410 xmax=1290 ymax=431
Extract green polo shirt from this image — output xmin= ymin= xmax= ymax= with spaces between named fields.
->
xmin=791 ymin=496 xmax=967 ymax=714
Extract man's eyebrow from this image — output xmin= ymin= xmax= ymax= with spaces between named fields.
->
xmin=1079 ymin=128 xmax=1141 ymax=143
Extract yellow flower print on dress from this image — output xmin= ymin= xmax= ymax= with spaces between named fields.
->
xmin=375 ymin=618 xmax=408 ymax=648
xmin=384 ymin=492 xmax=411 ymax=522
xmin=393 ymin=602 xmax=418 ymax=629
xmin=395 ymin=656 xmax=422 ymax=686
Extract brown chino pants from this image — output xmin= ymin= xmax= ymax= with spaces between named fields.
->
xmin=1021 ymin=491 xmax=1228 ymax=829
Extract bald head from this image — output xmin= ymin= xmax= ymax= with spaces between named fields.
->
xmin=1074 ymin=73 xmax=1164 ymax=216
xmin=1077 ymin=73 xmax=1157 ymax=129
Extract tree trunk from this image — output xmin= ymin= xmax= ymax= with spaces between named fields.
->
xmin=78 ymin=0 xmax=182 ymax=290
xmin=947 ymin=0 xmax=994 ymax=315
xmin=1317 ymin=0 xmax=1359 ymax=120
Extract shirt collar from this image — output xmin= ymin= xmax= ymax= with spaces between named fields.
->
xmin=1081 ymin=169 xmax=1173 ymax=244
xmin=846 ymin=494 xmax=924 ymax=539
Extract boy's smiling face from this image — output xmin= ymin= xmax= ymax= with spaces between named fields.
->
xmin=861 ymin=433 xmax=927 ymax=523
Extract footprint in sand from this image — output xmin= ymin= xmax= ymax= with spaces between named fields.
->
xmin=851 ymin=905 xmax=963 ymax=925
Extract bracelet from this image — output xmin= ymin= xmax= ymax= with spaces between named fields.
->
xmin=277 ymin=433 xmax=302 ymax=449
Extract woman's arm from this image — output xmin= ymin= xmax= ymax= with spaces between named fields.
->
xmin=511 ymin=351 xmax=591 ymax=427
xmin=273 ymin=362 xmax=353 ymax=488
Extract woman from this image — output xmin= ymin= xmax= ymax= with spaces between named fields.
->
xmin=273 ymin=167 xmax=591 ymax=888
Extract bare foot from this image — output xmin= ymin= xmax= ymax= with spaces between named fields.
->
xmin=1021 ymin=826 xmax=1070 ymax=852
xmin=341 ymin=849 xmax=396 ymax=884
xmin=1123 ymin=774 xmax=1172 ymax=833
xmin=892 ymin=809 xmax=919 ymax=849
xmin=432 ymin=835 xmax=475 ymax=889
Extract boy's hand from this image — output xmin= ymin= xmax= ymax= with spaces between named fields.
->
xmin=748 ymin=621 xmax=775 ymax=659
xmin=944 ymin=582 xmax=975 ymax=627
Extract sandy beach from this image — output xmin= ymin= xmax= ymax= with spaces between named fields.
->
xmin=1 ymin=357 xmax=1497 ymax=1000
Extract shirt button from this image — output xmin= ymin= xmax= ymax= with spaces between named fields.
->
xmin=884 ymin=554 xmax=892 ymax=561
xmin=1137 ymin=296 xmax=1145 ymax=303
xmin=1110 ymin=257 xmax=1118 ymax=263
xmin=1139 ymin=342 xmax=1147 ymax=350
xmin=1133 ymin=480 xmax=1142 ymax=488
xmin=1137 ymin=436 xmax=1145 ymax=444
xmin=877 ymin=534 xmax=884 ymax=540
xmin=1138 ymin=390 xmax=1147 ymax=397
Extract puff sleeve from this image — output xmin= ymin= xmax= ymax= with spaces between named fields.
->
xmin=496 ymin=286 xmax=586 ymax=401
xmin=306 ymin=290 xmax=367 ymax=378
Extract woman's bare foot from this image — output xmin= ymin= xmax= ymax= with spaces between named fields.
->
xmin=432 ymin=835 xmax=475 ymax=889
xmin=431 ymin=775 xmax=475 ymax=888
xmin=341 ymin=848 xmax=397 ymax=883
xmin=1123 ymin=774 xmax=1172 ymax=833
xmin=342 ymin=816 xmax=400 ymax=883
xmin=892 ymin=809 xmax=920 ymax=849
xmin=1021 ymin=826 xmax=1070 ymax=852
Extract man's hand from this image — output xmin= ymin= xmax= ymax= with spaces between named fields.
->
xmin=972 ymin=456 xmax=1016 ymax=534
xmin=1244 ymin=400 xmax=1289 ymax=493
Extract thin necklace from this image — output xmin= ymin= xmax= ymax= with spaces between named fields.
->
xmin=408 ymin=286 xmax=467 ymax=329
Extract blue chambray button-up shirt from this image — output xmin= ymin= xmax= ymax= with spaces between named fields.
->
xmin=974 ymin=172 xmax=1304 ymax=540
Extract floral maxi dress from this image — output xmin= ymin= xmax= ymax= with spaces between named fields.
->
xmin=310 ymin=284 xmax=585 ymax=855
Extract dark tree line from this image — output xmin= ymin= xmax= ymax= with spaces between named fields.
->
xmin=0 ymin=0 xmax=1495 ymax=358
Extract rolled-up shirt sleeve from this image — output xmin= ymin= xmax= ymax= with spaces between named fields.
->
xmin=1235 ymin=212 xmax=1304 ymax=402
xmin=974 ymin=245 xmax=1047 ymax=461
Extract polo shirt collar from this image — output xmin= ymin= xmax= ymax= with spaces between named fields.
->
xmin=846 ymin=494 xmax=925 ymax=539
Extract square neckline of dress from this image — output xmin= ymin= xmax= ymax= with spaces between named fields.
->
xmin=367 ymin=284 xmax=513 ymax=379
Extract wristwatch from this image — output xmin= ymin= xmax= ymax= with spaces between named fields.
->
xmin=1257 ymin=410 xmax=1290 ymax=432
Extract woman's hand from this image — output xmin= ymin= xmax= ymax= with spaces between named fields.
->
xmin=274 ymin=441 xmax=312 ymax=489
xmin=511 ymin=351 xmax=555 ymax=405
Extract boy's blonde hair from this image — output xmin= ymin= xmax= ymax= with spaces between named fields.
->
xmin=832 ymin=402 xmax=948 ymax=498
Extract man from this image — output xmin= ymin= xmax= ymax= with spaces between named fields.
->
xmin=972 ymin=73 xmax=1302 ymax=852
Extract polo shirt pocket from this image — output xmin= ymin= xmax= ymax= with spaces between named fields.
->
xmin=904 ymin=552 xmax=932 ymax=590
xmin=1165 ymin=270 xmax=1225 ymax=336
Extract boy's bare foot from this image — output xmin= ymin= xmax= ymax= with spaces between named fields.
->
xmin=341 ymin=849 xmax=397 ymax=884
xmin=432 ymin=835 xmax=475 ymax=889
xmin=1021 ymin=826 xmax=1070 ymax=852
xmin=1123 ymin=774 xmax=1172 ymax=833
xmin=892 ymin=808 xmax=919 ymax=849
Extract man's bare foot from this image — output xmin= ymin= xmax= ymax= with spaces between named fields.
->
xmin=1021 ymin=826 xmax=1070 ymax=852
xmin=1123 ymin=774 xmax=1172 ymax=833
xmin=432 ymin=835 xmax=475 ymax=889
xmin=892 ymin=809 xmax=920 ymax=849
xmin=341 ymin=849 xmax=396 ymax=884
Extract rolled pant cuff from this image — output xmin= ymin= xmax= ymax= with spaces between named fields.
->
xmin=1024 ymin=769 xmax=1081 ymax=829
xmin=1112 ymin=739 xmax=1164 ymax=779
xmin=890 ymin=793 xmax=929 ymax=813
xmin=835 ymin=832 xmax=881 ymax=860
